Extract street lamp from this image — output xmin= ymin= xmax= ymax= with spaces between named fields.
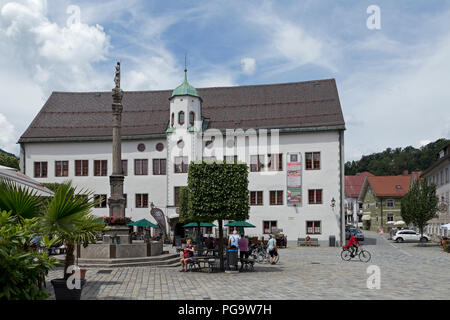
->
xmin=331 ymin=198 xmax=336 ymax=210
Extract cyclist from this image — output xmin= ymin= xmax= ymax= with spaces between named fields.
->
xmin=347 ymin=232 xmax=360 ymax=257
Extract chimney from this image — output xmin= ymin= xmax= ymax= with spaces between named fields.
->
xmin=402 ymin=170 xmax=409 ymax=176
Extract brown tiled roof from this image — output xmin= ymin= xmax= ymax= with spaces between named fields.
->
xmin=367 ymin=175 xmax=413 ymax=198
xmin=19 ymin=79 xmax=345 ymax=142
xmin=345 ymin=172 xmax=374 ymax=198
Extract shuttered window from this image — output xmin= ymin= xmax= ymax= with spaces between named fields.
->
xmin=34 ymin=162 xmax=48 ymax=178
xmin=94 ymin=160 xmax=107 ymax=176
xmin=135 ymin=194 xmax=149 ymax=208
xmin=75 ymin=160 xmax=88 ymax=176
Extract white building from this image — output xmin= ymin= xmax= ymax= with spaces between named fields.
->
xmin=422 ymin=142 xmax=450 ymax=239
xmin=19 ymin=72 xmax=346 ymax=245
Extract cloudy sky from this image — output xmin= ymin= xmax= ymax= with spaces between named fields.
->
xmin=0 ymin=0 xmax=449 ymax=160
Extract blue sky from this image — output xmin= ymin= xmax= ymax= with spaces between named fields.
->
xmin=0 ymin=0 xmax=449 ymax=161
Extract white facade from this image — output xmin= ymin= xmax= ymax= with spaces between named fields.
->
xmin=21 ymin=129 xmax=344 ymax=244
xmin=20 ymin=78 xmax=346 ymax=245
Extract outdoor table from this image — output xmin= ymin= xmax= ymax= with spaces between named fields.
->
xmin=190 ymin=256 xmax=217 ymax=273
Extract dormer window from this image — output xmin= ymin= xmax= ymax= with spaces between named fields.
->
xmin=189 ymin=111 xmax=195 ymax=126
xmin=179 ymin=111 xmax=185 ymax=125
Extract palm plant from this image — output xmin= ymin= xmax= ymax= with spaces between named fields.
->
xmin=39 ymin=181 xmax=104 ymax=279
xmin=0 ymin=178 xmax=44 ymax=219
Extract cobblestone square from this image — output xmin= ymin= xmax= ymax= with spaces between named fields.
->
xmin=45 ymin=232 xmax=450 ymax=300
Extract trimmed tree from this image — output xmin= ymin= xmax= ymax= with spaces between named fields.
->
xmin=178 ymin=186 xmax=212 ymax=248
xmin=187 ymin=161 xmax=249 ymax=271
xmin=401 ymin=178 xmax=438 ymax=242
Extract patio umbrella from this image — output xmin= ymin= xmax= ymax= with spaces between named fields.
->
xmin=182 ymin=222 xmax=216 ymax=228
xmin=225 ymin=221 xmax=256 ymax=235
xmin=362 ymin=215 xmax=371 ymax=221
xmin=386 ymin=221 xmax=395 ymax=225
xmin=129 ymin=219 xmax=159 ymax=228
xmin=394 ymin=220 xmax=406 ymax=226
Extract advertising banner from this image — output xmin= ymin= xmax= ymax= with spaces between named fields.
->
xmin=287 ymin=153 xmax=302 ymax=206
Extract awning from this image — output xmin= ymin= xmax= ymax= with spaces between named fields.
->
xmin=440 ymin=223 xmax=450 ymax=230
xmin=394 ymin=220 xmax=406 ymax=226
xmin=362 ymin=215 xmax=372 ymax=221
xmin=0 ymin=166 xmax=54 ymax=197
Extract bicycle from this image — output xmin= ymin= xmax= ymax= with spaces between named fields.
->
xmin=341 ymin=245 xmax=371 ymax=263
xmin=250 ymin=243 xmax=279 ymax=264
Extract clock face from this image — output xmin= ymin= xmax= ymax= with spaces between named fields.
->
xmin=177 ymin=140 xmax=185 ymax=149
xmin=156 ymin=143 xmax=164 ymax=152
xmin=137 ymin=143 xmax=146 ymax=152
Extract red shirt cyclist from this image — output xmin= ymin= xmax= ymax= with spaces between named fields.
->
xmin=347 ymin=234 xmax=360 ymax=257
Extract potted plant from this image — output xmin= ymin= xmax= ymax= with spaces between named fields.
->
xmin=40 ymin=182 xmax=103 ymax=300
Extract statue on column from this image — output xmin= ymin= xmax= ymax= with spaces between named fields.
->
xmin=114 ymin=62 xmax=121 ymax=89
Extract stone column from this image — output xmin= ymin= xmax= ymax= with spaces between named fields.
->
xmin=108 ymin=62 xmax=126 ymax=219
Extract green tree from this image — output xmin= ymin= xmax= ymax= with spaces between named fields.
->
xmin=0 ymin=153 xmax=20 ymax=170
xmin=401 ymin=178 xmax=438 ymax=241
xmin=187 ymin=161 xmax=249 ymax=271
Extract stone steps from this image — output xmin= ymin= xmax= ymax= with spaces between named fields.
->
xmin=76 ymin=253 xmax=181 ymax=268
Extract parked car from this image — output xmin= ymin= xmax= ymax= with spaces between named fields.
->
xmin=345 ymin=228 xmax=365 ymax=241
xmin=392 ymin=230 xmax=430 ymax=243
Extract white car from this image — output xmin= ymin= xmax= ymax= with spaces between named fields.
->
xmin=392 ymin=230 xmax=430 ymax=243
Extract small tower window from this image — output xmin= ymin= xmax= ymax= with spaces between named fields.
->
xmin=179 ymin=111 xmax=185 ymax=125
xmin=171 ymin=113 xmax=174 ymax=127
xmin=189 ymin=111 xmax=195 ymax=126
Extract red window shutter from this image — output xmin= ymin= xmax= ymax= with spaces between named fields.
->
xmin=161 ymin=159 xmax=166 ymax=175
xmin=83 ymin=160 xmax=88 ymax=176
xmin=189 ymin=112 xmax=195 ymax=126
xmin=257 ymin=191 xmax=263 ymax=205
xmin=122 ymin=160 xmax=127 ymax=176
xmin=278 ymin=154 xmax=283 ymax=171
xmin=277 ymin=191 xmax=283 ymax=205
xmin=102 ymin=161 xmax=107 ymax=176
xmin=179 ymin=111 xmax=185 ymax=125
xmin=250 ymin=192 xmax=256 ymax=205
xmin=314 ymin=221 xmax=321 ymax=234
xmin=34 ymin=162 xmax=39 ymax=177
xmin=308 ymin=190 xmax=315 ymax=204
xmin=75 ymin=160 xmax=81 ymax=176
xmin=42 ymin=162 xmax=47 ymax=177
xmin=153 ymin=159 xmax=159 ymax=175
xmin=94 ymin=161 xmax=100 ymax=176
xmin=174 ymin=187 xmax=180 ymax=206
xmin=306 ymin=221 xmax=313 ymax=234
xmin=136 ymin=194 xmax=141 ymax=208
xmin=143 ymin=194 xmax=148 ymax=207
xmin=55 ymin=161 xmax=61 ymax=177
xmin=305 ymin=153 xmax=312 ymax=169
xmin=316 ymin=190 xmax=322 ymax=204
xmin=63 ymin=161 xmax=68 ymax=177
xmin=171 ymin=113 xmax=174 ymax=126
xmin=270 ymin=191 xmax=276 ymax=205
xmin=313 ymin=153 xmax=321 ymax=170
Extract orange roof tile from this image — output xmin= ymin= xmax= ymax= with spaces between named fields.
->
xmin=367 ymin=175 xmax=413 ymax=197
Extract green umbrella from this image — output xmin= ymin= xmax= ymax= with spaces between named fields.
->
xmin=128 ymin=219 xmax=159 ymax=228
xmin=183 ymin=222 xmax=216 ymax=228
xmin=225 ymin=221 xmax=255 ymax=235
xmin=225 ymin=221 xmax=255 ymax=228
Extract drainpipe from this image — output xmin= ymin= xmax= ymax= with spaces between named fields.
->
xmin=339 ymin=130 xmax=345 ymax=246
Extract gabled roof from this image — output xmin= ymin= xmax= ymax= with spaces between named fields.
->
xmin=345 ymin=172 xmax=374 ymax=198
xmin=358 ymin=175 xmax=413 ymax=201
xmin=19 ymin=79 xmax=345 ymax=143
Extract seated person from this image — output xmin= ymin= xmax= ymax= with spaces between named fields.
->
xmin=180 ymin=239 xmax=195 ymax=272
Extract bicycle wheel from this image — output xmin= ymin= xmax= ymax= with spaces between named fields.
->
xmin=341 ymin=249 xmax=352 ymax=261
xmin=359 ymin=250 xmax=371 ymax=263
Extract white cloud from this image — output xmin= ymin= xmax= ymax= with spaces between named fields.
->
xmin=341 ymin=33 xmax=450 ymax=161
xmin=245 ymin=1 xmax=336 ymax=74
xmin=240 ymin=57 xmax=256 ymax=75
xmin=0 ymin=113 xmax=16 ymax=153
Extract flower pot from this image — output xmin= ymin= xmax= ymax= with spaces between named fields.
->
xmin=51 ymin=278 xmax=86 ymax=300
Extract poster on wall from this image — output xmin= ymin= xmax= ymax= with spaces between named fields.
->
xmin=287 ymin=153 xmax=302 ymax=206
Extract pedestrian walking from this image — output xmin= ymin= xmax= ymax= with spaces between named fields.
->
xmin=268 ymin=234 xmax=278 ymax=265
